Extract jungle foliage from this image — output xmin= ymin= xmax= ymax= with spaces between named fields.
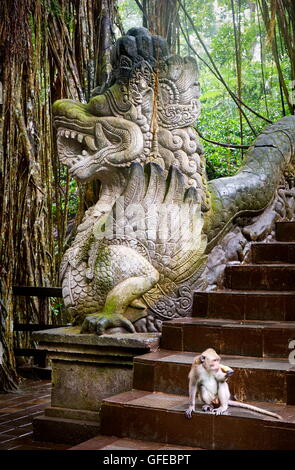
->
xmin=118 ymin=0 xmax=294 ymax=178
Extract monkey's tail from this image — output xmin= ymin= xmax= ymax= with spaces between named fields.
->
xmin=228 ymin=400 xmax=282 ymax=420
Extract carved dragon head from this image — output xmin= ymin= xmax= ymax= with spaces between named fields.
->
xmin=53 ymin=28 xmax=203 ymax=188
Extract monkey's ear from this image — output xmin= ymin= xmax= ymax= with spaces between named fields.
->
xmin=200 ymin=354 xmax=205 ymax=363
xmin=193 ymin=355 xmax=202 ymax=365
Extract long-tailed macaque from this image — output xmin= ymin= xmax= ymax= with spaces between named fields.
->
xmin=185 ymin=348 xmax=281 ymax=420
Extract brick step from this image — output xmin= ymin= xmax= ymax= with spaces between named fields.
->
xmin=133 ymin=350 xmax=295 ymax=404
xmin=33 ymin=414 xmax=100 ymax=445
xmin=224 ymin=265 xmax=295 ymax=290
xmin=193 ymin=290 xmax=295 ymax=321
xmin=70 ymin=434 xmax=201 ymax=450
xmin=276 ymin=222 xmax=295 ymax=242
xmin=160 ymin=318 xmax=295 ymax=358
xmin=252 ymin=242 xmax=295 ymax=264
xmin=101 ymin=390 xmax=295 ymax=450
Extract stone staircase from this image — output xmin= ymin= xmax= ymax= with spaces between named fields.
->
xmin=71 ymin=221 xmax=295 ymax=450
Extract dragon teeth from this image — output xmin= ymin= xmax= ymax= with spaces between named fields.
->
xmin=57 ymin=128 xmax=96 ymax=154
xmin=85 ymin=135 xmax=96 ymax=151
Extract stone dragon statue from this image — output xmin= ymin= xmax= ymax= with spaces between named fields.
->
xmin=53 ymin=27 xmax=295 ymax=335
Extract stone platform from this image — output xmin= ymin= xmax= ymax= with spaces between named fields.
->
xmin=32 ymin=327 xmax=160 ymax=445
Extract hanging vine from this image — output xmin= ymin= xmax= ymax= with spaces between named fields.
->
xmin=0 ymin=0 xmax=116 ymax=391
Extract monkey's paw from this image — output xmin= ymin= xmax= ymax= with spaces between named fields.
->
xmin=185 ymin=407 xmax=195 ymax=419
xmin=202 ymin=404 xmax=214 ymax=413
xmin=213 ymin=406 xmax=228 ymax=416
xmin=81 ymin=313 xmax=136 ymax=335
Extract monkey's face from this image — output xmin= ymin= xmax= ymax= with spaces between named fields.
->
xmin=201 ymin=349 xmax=221 ymax=372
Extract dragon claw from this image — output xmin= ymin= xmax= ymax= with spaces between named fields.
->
xmin=81 ymin=313 xmax=136 ymax=335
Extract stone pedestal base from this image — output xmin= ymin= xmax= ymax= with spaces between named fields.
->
xmin=32 ymin=326 xmax=160 ymax=445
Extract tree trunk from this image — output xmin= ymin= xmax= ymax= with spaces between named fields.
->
xmin=95 ymin=0 xmax=116 ymax=90
xmin=0 ymin=0 xmax=116 ymax=391
xmin=144 ymin=0 xmax=179 ymax=52
xmin=259 ymin=0 xmax=294 ymax=114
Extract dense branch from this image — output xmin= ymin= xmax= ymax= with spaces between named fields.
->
xmin=134 ymin=0 xmax=144 ymax=12
xmin=196 ymin=128 xmax=250 ymax=149
xmin=178 ymin=0 xmax=272 ymax=129
xmin=258 ymin=0 xmax=293 ymax=114
xmin=178 ymin=4 xmax=272 ymax=127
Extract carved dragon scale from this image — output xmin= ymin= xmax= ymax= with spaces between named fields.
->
xmin=53 ymin=27 xmax=295 ymax=335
